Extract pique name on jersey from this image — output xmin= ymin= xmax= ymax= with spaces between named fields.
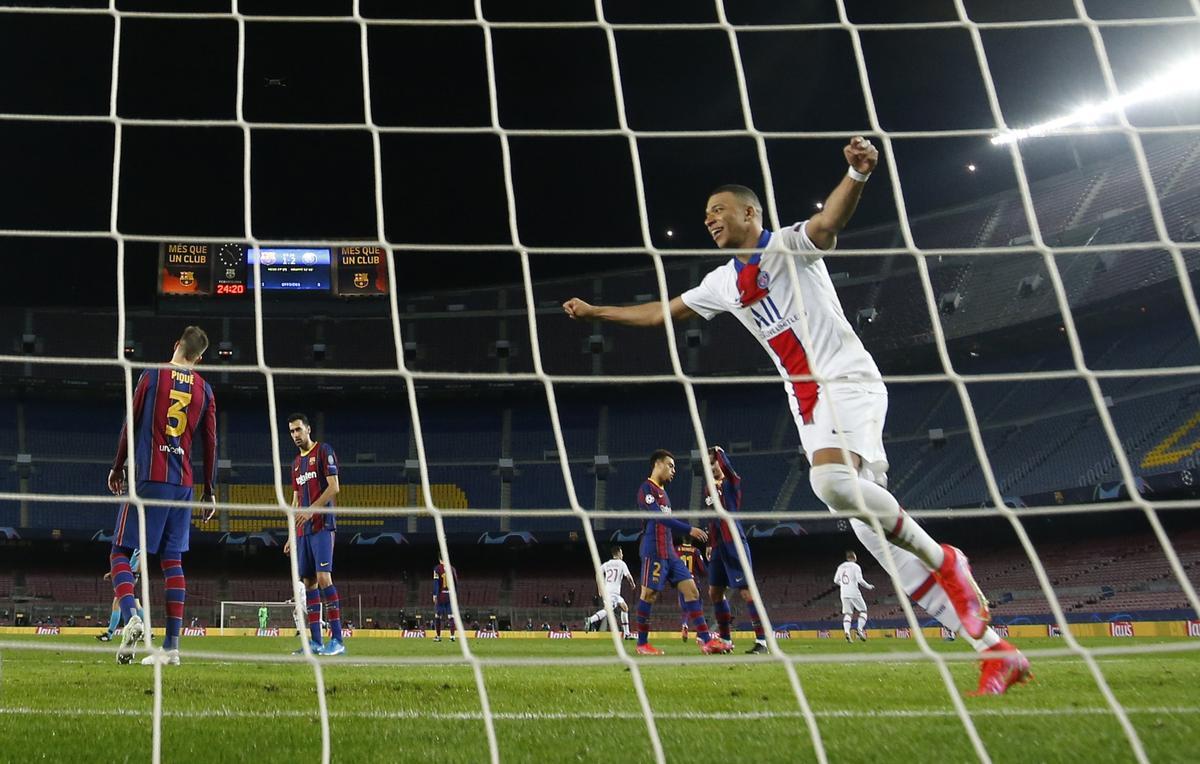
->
xmin=295 ymin=470 xmax=319 ymax=485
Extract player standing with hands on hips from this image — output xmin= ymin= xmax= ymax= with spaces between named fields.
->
xmin=565 ymin=138 xmax=1030 ymax=694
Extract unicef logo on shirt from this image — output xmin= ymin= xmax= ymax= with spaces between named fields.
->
xmin=756 ymin=270 xmax=769 ymax=289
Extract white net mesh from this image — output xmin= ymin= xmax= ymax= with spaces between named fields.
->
xmin=1 ymin=1 xmax=1199 ymax=763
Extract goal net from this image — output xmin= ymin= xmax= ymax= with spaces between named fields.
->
xmin=1 ymin=1 xmax=1199 ymax=763
xmin=219 ymin=600 xmax=308 ymax=635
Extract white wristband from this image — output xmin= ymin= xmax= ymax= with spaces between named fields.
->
xmin=847 ymin=167 xmax=871 ymax=182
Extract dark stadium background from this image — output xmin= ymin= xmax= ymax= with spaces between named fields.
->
xmin=0 ymin=0 xmax=1197 ymax=631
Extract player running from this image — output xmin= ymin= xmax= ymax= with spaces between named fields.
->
xmin=432 ymin=560 xmax=458 ymax=642
xmin=108 ymin=326 xmax=217 ymax=666
xmin=633 ymin=450 xmax=730 ymax=656
xmin=834 ymin=551 xmax=875 ymax=642
xmin=564 ymin=139 xmax=1024 ymax=692
xmin=283 ymin=412 xmax=346 ymax=657
xmin=704 ymin=446 xmax=769 ymax=655
xmin=585 ymin=547 xmax=636 ymax=638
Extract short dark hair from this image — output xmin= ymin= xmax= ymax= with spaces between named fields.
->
xmin=177 ymin=326 xmax=209 ymax=362
xmin=287 ymin=412 xmax=310 ymax=427
xmin=709 ymin=184 xmax=763 ymax=216
xmin=846 ymin=550 xmax=857 ymax=560
xmin=649 ymin=449 xmax=674 ymax=470
xmin=611 ymin=546 xmax=622 ymax=557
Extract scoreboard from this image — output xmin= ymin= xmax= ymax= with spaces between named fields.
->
xmin=159 ymin=243 xmax=388 ymax=297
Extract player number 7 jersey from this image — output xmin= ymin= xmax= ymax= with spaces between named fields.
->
xmin=680 ymin=221 xmax=882 ymax=422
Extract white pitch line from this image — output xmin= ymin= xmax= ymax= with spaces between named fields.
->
xmin=1 ymin=706 xmax=1197 ymax=722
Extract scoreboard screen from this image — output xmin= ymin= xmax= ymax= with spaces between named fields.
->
xmin=159 ymin=242 xmax=388 ymax=297
xmin=248 ymin=247 xmax=331 ymax=291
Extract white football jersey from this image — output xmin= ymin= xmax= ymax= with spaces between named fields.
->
xmin=834 ymin=561 xmax=871 ymax=598
xmin=600 ymin=559 xmax=631 ymax=598
xmin=681 ymin=221 xmax=882 ymax=425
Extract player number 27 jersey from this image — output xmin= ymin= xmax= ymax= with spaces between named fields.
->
xmin=600 ymin=559 xmax=631 ymax=597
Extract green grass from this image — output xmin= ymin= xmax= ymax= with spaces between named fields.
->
xmin=1 ymin=635 xmax=1198 ymax=762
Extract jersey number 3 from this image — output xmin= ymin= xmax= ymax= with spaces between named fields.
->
xmin=165 ymin=388 xmax=192 ymax=437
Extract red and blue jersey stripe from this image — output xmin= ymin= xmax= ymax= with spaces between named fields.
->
xmin=292 ymin=441 xmax=339 ymax=536
xmin=637 ymin=480 xmax=691 ymax=560
xmin=433 ymin=563 xmax=457 ymax=604
xmin=112 ymin=367 xmax=217 ymax=493
xmin=707 ymin=449 xmax=748 ymax=555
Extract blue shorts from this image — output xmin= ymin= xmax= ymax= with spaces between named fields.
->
xmin=708 ymin=545 xmax=751 ymax=589
xmin=297 ymin=530 xmax=335 ymax=579
xmin=640 ymin=557 xmax=691 ymax=592
xmin=435 ymin=601 xmax=452 ymax=618
xmin=113 ymin=481 xmax=194 ymax=556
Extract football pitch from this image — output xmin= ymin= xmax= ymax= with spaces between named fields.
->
xmin=1 ymin=635 xmax=1197 ymax=762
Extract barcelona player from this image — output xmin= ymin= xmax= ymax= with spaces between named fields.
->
xmin=704 ymin=446 xmax=769 ymax=654
xmin=108 ymin=326 xmax=217 ymax=666
xmin=634 ymin=449 xmax=730 ymax=656
xmin=283 ymin=412 xmax=345 ymax=656
xmin=432 ymin=560 xmax=459 ymax=642
xmin=674 ymin=536 xmax=705 ymax=643
xmin=97 ymin=548 xmax=144 ymax=642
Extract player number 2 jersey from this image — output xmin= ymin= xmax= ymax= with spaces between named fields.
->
xmin=637 ymin=480 xmax=691 ymax=560
xmin=681 ymin=222 xmax=882 ymax=424
xmin=292 ymin=441 xmax=339 ymax=536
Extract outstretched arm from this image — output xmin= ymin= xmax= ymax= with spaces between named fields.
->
xmin=805 ymin=136 xmax=880 ymax=251
xmin=562 ymin=295 xmax=696 ymax=327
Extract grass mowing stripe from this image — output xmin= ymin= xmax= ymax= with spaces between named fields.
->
xmin=2 ymin=706 xmax=1199 ymax=721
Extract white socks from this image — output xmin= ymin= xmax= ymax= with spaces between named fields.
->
xmin=856 ymin=613 xmax=867 ymax=633
xmin=843 ymin=614 xmax=852 ymax=636
xmin=811 ymin=463 xmax=945 ymax=569
xmin=851 ymin=518 xmax=1001 ymax=652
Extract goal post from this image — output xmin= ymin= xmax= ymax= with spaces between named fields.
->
xmin=219 ymin=600 xmax=310 ymax=636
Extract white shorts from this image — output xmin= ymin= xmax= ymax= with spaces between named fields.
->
xmin=796 ymin=380 xmax=888 ymax=476
xmin=841 ymin=595 xmax=868 ymax=615
xmin=607 ymin=594 xmax=627 ymax=610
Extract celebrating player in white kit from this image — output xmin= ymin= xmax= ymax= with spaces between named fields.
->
xmin=834 ymin=551 xmax=874 ymax=642
xmin=564 ymin=138 xmax=1030 ymax=694
xmin=585 ymin=546 xmax=636 ymax=638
